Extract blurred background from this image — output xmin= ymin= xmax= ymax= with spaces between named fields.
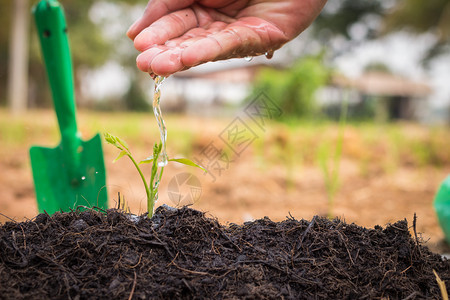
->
xmin=1 ymin=0 xmax=450 ymax=252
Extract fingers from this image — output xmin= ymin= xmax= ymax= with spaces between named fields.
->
xmin=178 ymin=17 xmax=287 ymax=68
xmin=136 ymin=46 xmax=166 ymax=72
xmin=127 ymin=0 xmax=194 ymax=40
xmin=181 ymin=25 xmax=259 ymax=66
xmin=150 ymin=49 xmax=186 ymax=75
xmin=136 ymin=46 xmax=186 ymax=76
xmin=137 ymin=18 xmax=286 ymax=76
xmin=133 ymin=8 xmax=199 ymax=52
xmin=129 ymin=0 xmax=327 ymax=77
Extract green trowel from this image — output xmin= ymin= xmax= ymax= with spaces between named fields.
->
xmin=434 ymin=175 xmax=450 ymax=244
xmin=30 ymin=0 xmax=107 ymax=214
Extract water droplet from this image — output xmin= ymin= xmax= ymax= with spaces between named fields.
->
xmin=158 ymin=160 xmax=168 ymax=167
xmin=168 ymin=53 xmax=180 ymax=67
xmin=265 ymin=51 xmax=274 ymax=59
xmin=244 ymin=56 xmax=253 ymax=62
xmin=81 ymin=176 xmax=86 ymax=181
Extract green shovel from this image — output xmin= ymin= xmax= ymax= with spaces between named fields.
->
xmin=30 ymin=0 xmax=107 ymax=214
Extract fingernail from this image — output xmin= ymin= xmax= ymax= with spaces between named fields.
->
xmin=126 ymin=20 xmax=140 ymax=39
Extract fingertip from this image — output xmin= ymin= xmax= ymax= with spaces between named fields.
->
xmin=180 ymin=47 xmax=201 ymax=67
xmin=136 ymin=53 xmax=150 ymax=72
xmin=136 ymin=48 xmax=165 ymax=72
xmin=127 ymin=27 xmax=136 ymax=40
xmin=151 ymin=50 xmax=185 ymax=76
xmin=126 ymin=18 xmax=143 ymax=40
xmin=134 ymin=30 xmax=156 ymax=52
xmin=181 ymin=39 xmax=221 ymax=67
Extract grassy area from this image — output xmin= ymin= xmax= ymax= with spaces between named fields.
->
xmin=1 ymin=109 xmax=449 ymax=174
xmin=255 ymin=120 xmax=450 ymax=173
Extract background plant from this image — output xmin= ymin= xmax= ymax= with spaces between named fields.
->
xmin=250 ymin=55 xmax=330 ymax=120
xmin=318 ymin=97 xmax=348 ymax=219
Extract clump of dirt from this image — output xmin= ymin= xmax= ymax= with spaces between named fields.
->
xmin=0 ymin=206 xmax=449 ymax=299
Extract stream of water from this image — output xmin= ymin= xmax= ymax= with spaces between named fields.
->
xmin=152 ymin=76 xmax=168 ymax=167
xmin=150 ymin=75 xmax=167 ymax=205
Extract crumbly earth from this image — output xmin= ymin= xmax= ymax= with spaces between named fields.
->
xmin=1 ymin=206 xmax=449 ymax=299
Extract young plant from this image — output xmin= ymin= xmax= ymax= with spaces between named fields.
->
xmin=318 ymin=94 xmax=348 ymax=219
xmin=104 ymin=133 xmax=204 ymax=218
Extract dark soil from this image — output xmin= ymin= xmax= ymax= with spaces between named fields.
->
xmin=1 ymin=206 xmax=449 ymax=299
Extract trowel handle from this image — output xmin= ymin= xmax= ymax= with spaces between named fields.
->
xmin=33 ymin=0 xmax=78 ymax=143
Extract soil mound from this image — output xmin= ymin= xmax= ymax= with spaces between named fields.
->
xmin=1 ymin=206 xmax=449 ymax=299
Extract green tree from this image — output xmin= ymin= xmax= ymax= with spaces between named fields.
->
xmin=251 ymin=55 xmax=330 ymax=119
xmin=2 ymin=0 xmax=143 ymax=109
xmin=0 ymin=2 xmax=15 ymax=107
xmin=383 ymin=0 xmax=450 ymax=60
xmin=28 ymin=0 xmax=121 ymax=107
xmin=314 ymin=0 xmax=387 ymax=41
xmin=7 ymin=0 xmax=30 ymax=114
xmin=124 ymin=78 xmax=150 ymax=111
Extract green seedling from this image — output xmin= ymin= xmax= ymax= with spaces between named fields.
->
xmin=318 ymin=94 xmax=348 ymax=219
xmin=104 ymin=133 xmax=205 ymax=218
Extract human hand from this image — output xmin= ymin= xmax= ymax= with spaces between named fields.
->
xmin=127 ymin=0 xmax=327 ymax=76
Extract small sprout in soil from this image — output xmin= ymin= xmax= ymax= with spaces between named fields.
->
xmin=318 ymin=93 xmax=348 ymax=219
xmin=104 ymin=132 xmax=205 ymax=218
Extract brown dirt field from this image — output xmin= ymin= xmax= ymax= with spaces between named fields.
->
xmin=1 ymin=112 xmax=449 ymax=254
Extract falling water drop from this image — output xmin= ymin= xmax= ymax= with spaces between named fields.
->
xmin=81 ymin=176 xmax=86 ymax=181
xmin=265 ymin=51 xmax=274 ymax=59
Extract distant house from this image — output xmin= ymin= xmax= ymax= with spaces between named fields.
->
xmin=165 ymin=62 xmax=432 ymax=121
xmin=161 ymin=59 xmax=269 ymax=115
xmin=324 ymin=72 xmax=432 ymax=121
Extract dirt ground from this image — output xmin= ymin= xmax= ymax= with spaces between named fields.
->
xmin=2 ymin=207 xmax=448 ymax=299
xmin=1 ymin=114 xmax=449 ymax=254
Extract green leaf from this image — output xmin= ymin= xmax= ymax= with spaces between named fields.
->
xmin=169 ymin=158 xmax=207 ymax=172
xmin=104 ymin=132 xmax=130 ymax=152
xmin=153 ymin=142 xmax=162 ymax=157
xmin=113 ymin=150 xmax=128 ymax=163
xmin=115 ymin=135 xmax=130 ymax=152
xmin=104 ymin=132 xmax=117 ymax=145
xmin=104 ymin=132 xmax=131 ymax=153
xmin=104 ymin=132 xmax=122 ymax=150
xmin=139 ymin=156 xmax=154 ymax=165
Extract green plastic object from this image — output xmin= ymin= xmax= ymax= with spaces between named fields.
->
xmin=434 ymin=175 xmax=450 ymax=244
xmin=30 ymin=0 xmax=107 ymax=214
